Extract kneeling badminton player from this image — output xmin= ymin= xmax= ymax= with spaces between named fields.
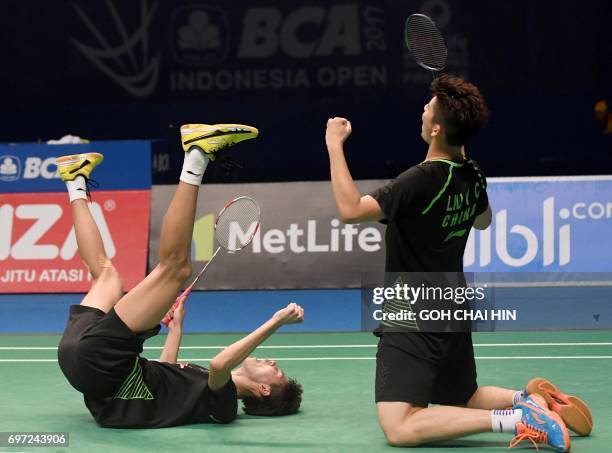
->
xmin=324 ymin=72 xmax=593 ymax=451
xmin=56 ymin=125 xmax=303 ymax=428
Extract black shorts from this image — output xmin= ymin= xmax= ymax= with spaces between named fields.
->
xmin=58 ymin=305 xmax=160 ymax=398
xmin=375 ymin=332 xmax=477 ymax=407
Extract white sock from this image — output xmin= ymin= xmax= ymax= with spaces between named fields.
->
xmin=66 ymin=176 xmax=88 ymax=202
xmin=491 ymin=409 xmax=523 ymax=433
xmin=512 ymin=390 xmax=527 ymax=405
xmin=180 ymin=148 xmax=210 ymax=186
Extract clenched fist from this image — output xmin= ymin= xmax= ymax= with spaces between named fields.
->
xmin=271 ymin=302 xmax=305 ymax=326
xmin=326 ymin=117 xmax=352 ymax=147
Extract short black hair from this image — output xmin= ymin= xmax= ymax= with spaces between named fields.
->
xmin=430 ymin=74 xmax=489 ymax=146
xmin=242 ymin=378 xmax=303 ymax=416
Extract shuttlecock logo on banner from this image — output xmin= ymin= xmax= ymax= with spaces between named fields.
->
xmin=71 ymin=0 xmax=161 ymax=97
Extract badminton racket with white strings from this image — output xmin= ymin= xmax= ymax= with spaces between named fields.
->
xmin=162 ymin=196 xmax=261 ymax=326
xmin=405 ymin=13 xmax=448 ymax=74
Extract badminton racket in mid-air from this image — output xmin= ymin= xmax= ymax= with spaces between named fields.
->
xmin=405 ymin=13 xmax=447 ymax=74
xmin=162 ymin=196 xmax=261 ymax=326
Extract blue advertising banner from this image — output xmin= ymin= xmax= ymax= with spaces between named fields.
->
xmin=464 ymin=176 xmax=612 ymax=272
xmin=149 ymin=176 xmax=612 ymax=290
xmin=0 ymin=141 xmax=152 ymax=192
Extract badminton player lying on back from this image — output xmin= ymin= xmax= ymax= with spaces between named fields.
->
xmin=56 ymin=125 xmax=303 ymax=428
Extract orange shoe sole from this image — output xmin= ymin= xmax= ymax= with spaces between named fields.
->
xmin=526 ymin=377 xmax=593 ymax=436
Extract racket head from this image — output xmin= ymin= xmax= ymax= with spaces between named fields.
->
xmin=214 ymin=196 xmax=261 ymax=252
xmin=405 ymin=13 xmax=447 ymax=72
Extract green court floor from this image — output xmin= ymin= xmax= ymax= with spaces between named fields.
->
xmin=1 ymin=331 xmax=611 ymax=453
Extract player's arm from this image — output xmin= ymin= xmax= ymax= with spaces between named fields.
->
xmin=473 ymin=204 xmax=492 ymax=230
xmin=159 ymin=299 xmax=185 ymax=364
xmin=208 ymin=303 xmax=304 ymax=391
xmin=325 ymin=117 xmax=384 ymax=224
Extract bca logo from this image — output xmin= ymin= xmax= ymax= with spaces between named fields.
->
xmin=23 ymin=157 xmax=60 ymax=180
xmin=170 ymin=6 xmax=230 ymax=66
xmin=0 ymin=155 xmax=21 ymax=182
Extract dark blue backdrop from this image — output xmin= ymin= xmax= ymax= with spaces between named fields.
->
xmin=1 ymin=0 xmax=611 ymax=182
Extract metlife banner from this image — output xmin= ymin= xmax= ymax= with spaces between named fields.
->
xmin=0 ymin=142 xmax=152 ymax=293
xmin=149 ymin=176 xmax=612 ymax=290
xmin=150 ymin=181 xmax=386 ymax=290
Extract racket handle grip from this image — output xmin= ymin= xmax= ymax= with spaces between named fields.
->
xmin=161 ymin=294 xmax=187 ymax=327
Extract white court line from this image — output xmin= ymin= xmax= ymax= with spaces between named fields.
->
xmin=0 ymin=342 xmax=611 ymax=351
xmin=475 ymin=342 xmax=612 ymax=347
xmin=1 ymin=356 xmax=612 ymax=363
xmin=185 ymin=356 xmax=612 ymax=361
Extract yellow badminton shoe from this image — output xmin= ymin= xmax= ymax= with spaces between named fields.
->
xmin=55 ymin=153 xmax=104 ymax=182
xmin=180 ymin=124 xmax=258 ymax=159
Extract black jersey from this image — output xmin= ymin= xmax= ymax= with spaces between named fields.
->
xmin=84 ymin=359 xmax=238 ymax=428
xmin=370 ymin=158 xmax=488 ymax=273
xmin=58 ymin=305 xmax=238 ymax=429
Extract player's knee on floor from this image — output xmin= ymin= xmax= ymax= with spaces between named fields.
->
xmin=383 ymin=424 xmax=425 ymax=448
xmin=379 ymin=410 xmax=426 ymax=448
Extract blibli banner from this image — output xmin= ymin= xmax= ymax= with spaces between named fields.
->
xmin=465 ymin=177 xmax=612 ymax=272
xmin=0 ymin=142 xmax=152 ymax=293
xmin=149 ymin=176 xmax=612 ymax=290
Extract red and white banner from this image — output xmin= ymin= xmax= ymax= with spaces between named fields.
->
xmin=0 ymin=191 xmax=150 ymax=293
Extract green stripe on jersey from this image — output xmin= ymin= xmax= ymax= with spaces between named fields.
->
xmin=114 ymin=358 xmax=154 ymax=400
xmin=420 ymin=159 xmax=465 ymax=215
xmin=422 ymin=166 xmax=454 ymax=215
